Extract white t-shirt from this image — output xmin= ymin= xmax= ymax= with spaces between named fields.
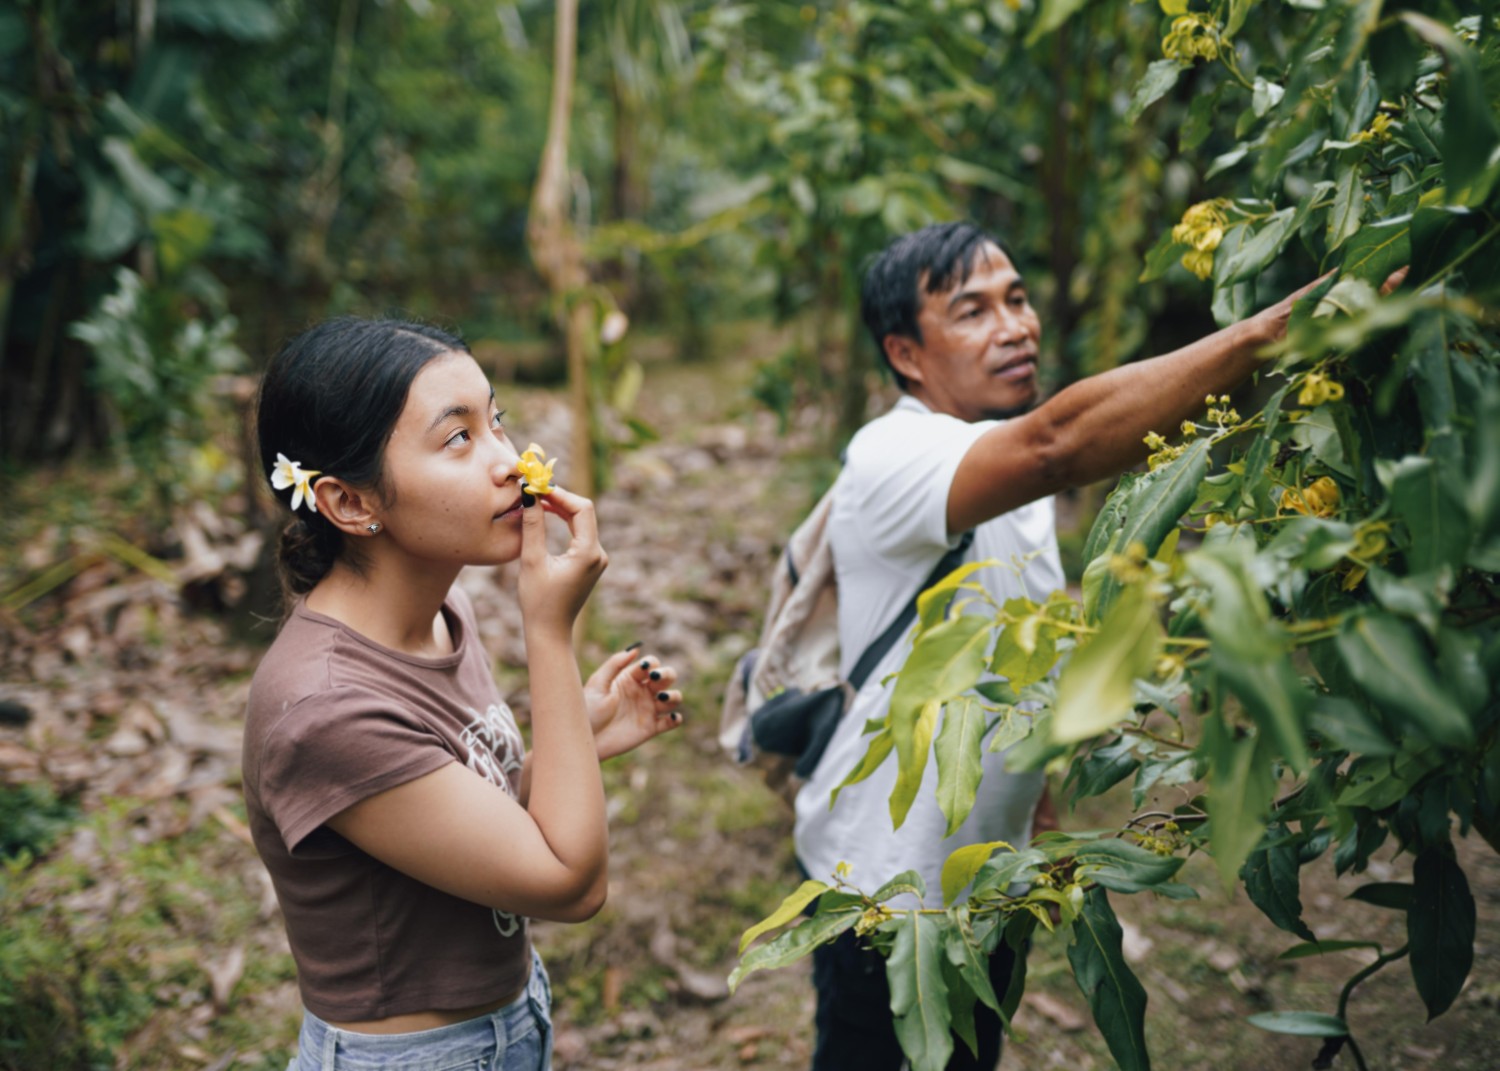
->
xmin=793 ymin=395 xmax=1064 ymax=908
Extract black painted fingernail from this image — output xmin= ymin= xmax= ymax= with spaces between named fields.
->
xmin=639 ymin=659 xmax=651 ymax=670
xmin=521 ymin=491 xmax=536 ymax=508
xmin=649 ymin=670 xmax=661 ymax=681
xmin=671 ymin=712 xmax=682 ymax=723
xmin=657 ymin=691 xmax=670 ymax=702
xmin=625 ymin=641 xmax=642 ymax=652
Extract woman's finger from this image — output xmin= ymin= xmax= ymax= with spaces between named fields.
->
xmin=537 ymin=486 xmax=600 ymax=554
xmin=642 ymin=664 xmax=678 ymax=690
xmin=587 ymin=644 xmax=642 ymax=691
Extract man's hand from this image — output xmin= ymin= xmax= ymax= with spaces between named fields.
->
xmin=584 ymin=645 xmax=684 ymax=761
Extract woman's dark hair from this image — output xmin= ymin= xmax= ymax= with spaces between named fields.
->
xmin=859 ymin=222 xmax=1017 ymax=389
xmin=256 ymin=317 xmax=470 ymax=600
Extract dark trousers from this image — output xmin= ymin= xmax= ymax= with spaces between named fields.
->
xmin=809 ymin=926 xmax=1016 ymax=1071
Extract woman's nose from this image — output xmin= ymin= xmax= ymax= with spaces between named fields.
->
xmin=489 ymin=436 xmax=520 ymax=482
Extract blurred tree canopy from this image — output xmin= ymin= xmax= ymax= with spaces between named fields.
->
xmin=0 ymin=0 xmax=1264 ymax=469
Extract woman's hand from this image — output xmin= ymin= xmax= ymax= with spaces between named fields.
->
xmin=584 ymin=645 xmax=684 ymax=761
xmin=518 ymin=485 xmax=608 ymax=640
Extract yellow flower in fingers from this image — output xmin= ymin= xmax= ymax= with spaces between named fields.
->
xmin=517 ymin=442 xmax=556 ymax=496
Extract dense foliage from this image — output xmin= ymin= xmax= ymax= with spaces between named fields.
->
xmin=734 ymin=2 xmax=1500 ymax=1069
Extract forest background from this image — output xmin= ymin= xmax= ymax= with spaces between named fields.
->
xmin=2 ymin=1 xmax=1497 ymax=1069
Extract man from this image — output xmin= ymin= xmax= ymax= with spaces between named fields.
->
xmin=793 ymin=220 xmax=1319 ymax=1070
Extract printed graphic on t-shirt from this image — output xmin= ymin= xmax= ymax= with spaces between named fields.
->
xmin=460 ymin=703 xmax=528 ymax=939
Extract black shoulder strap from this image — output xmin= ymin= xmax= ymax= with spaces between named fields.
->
xmin=846 ymin=531 xmax=975 ymax=691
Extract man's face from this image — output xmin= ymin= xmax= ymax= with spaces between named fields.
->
xmin=887 ymin=243 xmax=1042 ymax=422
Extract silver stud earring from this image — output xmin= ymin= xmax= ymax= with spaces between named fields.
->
xmin=367 ymin=522 xmax=381 ymax=534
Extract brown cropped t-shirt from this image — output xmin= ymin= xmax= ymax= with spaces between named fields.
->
xmin=242 ymin=587 xmax=531 ymax=1021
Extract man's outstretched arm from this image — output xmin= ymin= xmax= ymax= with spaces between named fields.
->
xmin=948 ymin=282 xmax=1309 ymax=535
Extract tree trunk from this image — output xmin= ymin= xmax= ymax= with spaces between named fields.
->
xmin=527 ymin=0 xmax=594 ymax=499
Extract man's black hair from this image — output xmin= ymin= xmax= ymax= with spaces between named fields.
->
xmin=859 ymin=222 xmax=1017 ymax=390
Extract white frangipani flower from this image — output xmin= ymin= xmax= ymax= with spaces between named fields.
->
xmin=271 ymin=452 xmax=323 ymax=513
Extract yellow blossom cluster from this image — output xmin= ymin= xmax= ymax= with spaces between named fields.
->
xmin=1298 ymin=372 xmax=1345 ymax=406
xmin=1107 ymin=540 xmax=1151 ymax=583
xmin=1351 ymin=112 xmax=1395 ymax=144
xmin=1172 ymin=199 xmax=1231 ymax=280
xmin=1280 ymin=476 xmax=1341 ymax=518
xmin=1204 ymin=393 xmax=1241 ymax=426
xmin=1135 ymin=821 xmax=1182 ymax=858
xmin=1337 ymin=522 xmax=1393 ymax=590
xmin=1143 ymin=429 xmax=1188 ymax=470
xmin=854 ymin=904 xmax=893 ymax=938
xmin=1162 ymin=13 xmax=1222 ymax=66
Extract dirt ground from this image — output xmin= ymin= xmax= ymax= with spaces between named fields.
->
xmin=1 ymin=338 xmax=1496 ymax=1070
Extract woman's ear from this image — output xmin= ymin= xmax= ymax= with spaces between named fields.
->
xmin=311 ymin=477 xmax=379 ymax=537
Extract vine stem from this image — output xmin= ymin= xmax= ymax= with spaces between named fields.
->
xmin=1337 ymin=943 xmax=1408 ymax=1022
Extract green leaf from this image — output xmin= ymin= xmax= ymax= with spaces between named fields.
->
xmin=1409 ymin=847 xmax=1475 ymax=1019
xmin=986 ymin=705 xmax=1034 ymax=755
xmin=1073 ymin=839 xmax=1185 ymax=891
xmin=1067 ymin=888 xmax=1151 ymax=1071
xmin=941 ymin=840 xmax=1014 ymax=908
xmin=1215 ymin=652 xmax=1312 ymax=772
xmin=1203 ymin=716 xmax=1277 ymax=887
xmin=1220 ymin=208 xmax=1296 ymax=284
xmin=1188 ymin=542 xmax=1310 ymax=769
xmin=739 ymin=879 xmax=829 ymax=953
xmin=889 ymin=614 xmax=992 ymax=826
xmin=1397 ymin=13 xmax=1500 ymax=205
xmin=971 ymin=846 xmax=1048 ymax=897
xmin=1026 ymin=0 xmax=1093 ymax=45
xmin=888 ymin=913 xmax=953 ymax=1071
xmin=829 ymin=726 xmax=894 ymax=809
xmin=891 ymin=699 xmax=940 ymax=829
xmin=1384 ymin=455 xmax=1473 ymax=576
xmin=941 ymin=957 xmax=979 ymax=1058
xmin=917 ymin=560 xmax=998 ymax=631
xmin=1139 ymin=228 xmax=1190 ymax=283
xmin=1091 ymin=438 xmax=1212 ymax=621
xmin=1052 ymin=583 xmax=1160 ymax=743
xmin=1127 ymin=59 xmax=1182 ymax=124
xmin=728 ymin=909 xmax=860 ymax=992
xmin=1326 ymin=164 xmax=1364 ymax=252
xmin=1347 ymin=881 xmax=1414 ymax=911
xmin=1241 ymin=836 xmax=1316 ymax=941
xmin=1068 ymin=737 xmax=1141 ymax=800
xmin=991 ymin=623 xmax=1059 ymax=688
xmin=1339 ymin=214 xmax=1411 ymax=286
xmin=933 ymin=156 xmax=1029 ymax=200
xmin=869 ymin=871 xmax=927 ymax=907
xmin=1336 ymin=614 xmax=1471 ymax=747
xmin=1409 ymin=205 xmax=1484 ymax=290
xmin=1225 ymin=0 xmax=1255 ymax=36
xmin=945 ymin=924 xmax=1002 ymax=1015
xmin=1277 ymin=939 xmax=1382 ymax=960
xmin=1247 ymin=1011 xmax=1349 ymax=1037
xmin=160 ymin=0 xmax=283 ymax=41
xmin=861 ymin=873 xmax=924 ymax=909
xmin=935 ymin=697 xmax=989 ymax=837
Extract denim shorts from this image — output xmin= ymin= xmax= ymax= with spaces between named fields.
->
xmin=287 ymin=948 xmax=553 ymax=1071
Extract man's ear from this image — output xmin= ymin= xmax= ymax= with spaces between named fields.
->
xmin=883 ymin=334 xmax=925 ymax=387
xmin=311 ymin=477 xmax=379 ymax=537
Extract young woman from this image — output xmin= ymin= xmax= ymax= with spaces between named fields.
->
xmin=243 ymin=318 xmax=682 ymax=1070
